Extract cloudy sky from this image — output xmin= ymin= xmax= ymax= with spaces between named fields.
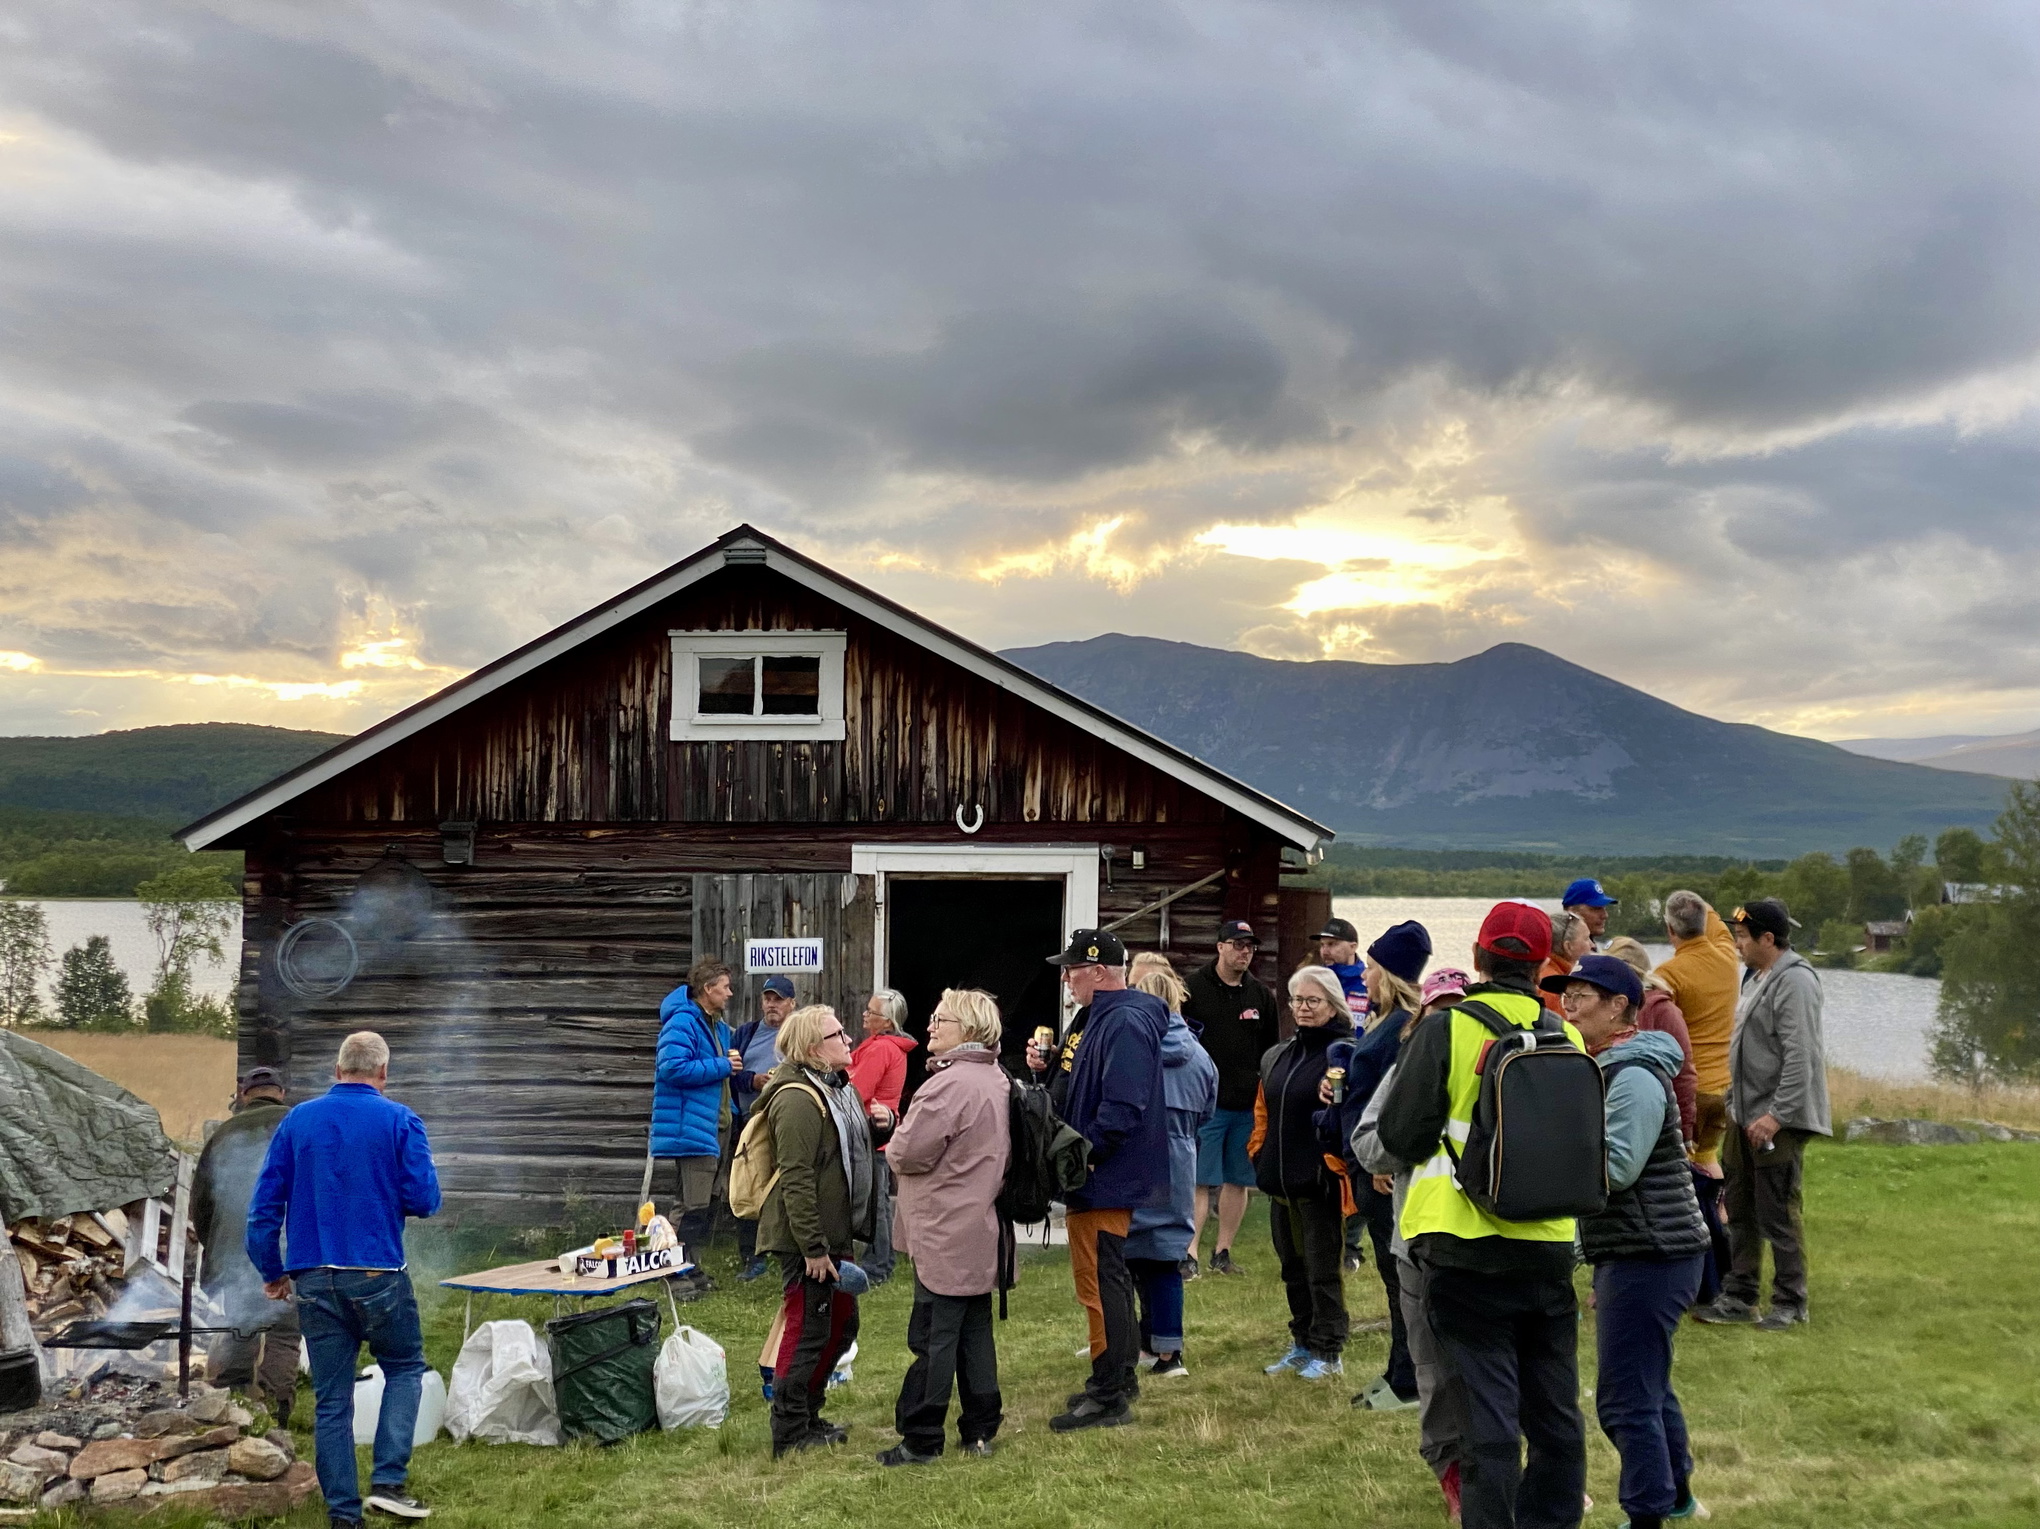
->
xmin=3 ymin=1 xmax=2038 ymax=743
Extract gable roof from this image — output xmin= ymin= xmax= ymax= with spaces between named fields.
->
xmin=176 ymin=525 xmax=1332 ymax=852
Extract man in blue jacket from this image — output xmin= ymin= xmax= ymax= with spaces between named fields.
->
xmin=1040 ymin=928 xmax=1169 ymax=1434
xmin=648 ymin=958 xmax=737 ymax=1260
xmin=248 ymin=1031 xmax=441 ymax=1528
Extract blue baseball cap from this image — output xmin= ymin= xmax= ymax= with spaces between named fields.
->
xmin=1539 ymin=953 xmax=1643 ymax=1009
xmin=760 ymin=975 xmax=796 ymax=998
xmin=1561 ymin=877 xmax=1618 ymax=909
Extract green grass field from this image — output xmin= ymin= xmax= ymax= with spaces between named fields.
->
xmin=155 ymin=1142 xmax=2040 ymax=1529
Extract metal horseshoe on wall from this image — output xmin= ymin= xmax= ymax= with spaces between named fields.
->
xmin=954 ymin=802 xmax=985 ymax=834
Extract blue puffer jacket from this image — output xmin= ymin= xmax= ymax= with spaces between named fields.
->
xmin=651 ymin=984 xmax=733 ymax=1159
xmin=1126 ymin=1013 xmax=1219 ymax=1261
xmin=1063 ymin=986 xmax=1171 ymax=1213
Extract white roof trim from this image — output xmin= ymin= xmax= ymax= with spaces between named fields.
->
xmin=179 ymin=529 xmax=1329 ymax=852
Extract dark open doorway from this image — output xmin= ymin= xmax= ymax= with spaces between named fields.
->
xmin=884 ymin=878 xmax=1066 ymax=1093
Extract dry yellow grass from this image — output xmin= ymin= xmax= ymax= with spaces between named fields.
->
xmin=21 ymin=1030 xmax=237 ymax=1146
xmin=1827 ymin=1062 xmax=2040 ymax=1131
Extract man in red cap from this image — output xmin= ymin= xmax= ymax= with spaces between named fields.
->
xmin=1377 ymin=902 xmax=1589 ymax=1529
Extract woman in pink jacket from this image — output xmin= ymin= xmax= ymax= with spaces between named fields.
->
xmin=877 ymin=986 xmax=1010 ymax=1467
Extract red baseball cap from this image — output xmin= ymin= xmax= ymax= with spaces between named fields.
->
xmin=1476 ymin=901 xmax=1553 ymax=963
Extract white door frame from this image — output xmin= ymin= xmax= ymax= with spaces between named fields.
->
xmin=851 ymin=843 xmax=1100 ymax=1013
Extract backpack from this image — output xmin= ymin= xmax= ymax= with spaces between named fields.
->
xmin=1443 ymin=1000 xmax=1608 ymax=1223
xmin=726 ymin=1079 xmax=827 ymax=1220
xmin=993 ymin=1073 xmax=1090 ymax=1317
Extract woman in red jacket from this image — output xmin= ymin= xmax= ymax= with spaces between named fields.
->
xmin=849 ymin=989 xmax=918 ymax=1283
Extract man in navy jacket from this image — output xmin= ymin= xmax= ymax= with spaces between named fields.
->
xmin=1038 ymin=928 xmax=1168 ymax=1434
xmin=248 ymin=1030 xmax=440 ymax=1527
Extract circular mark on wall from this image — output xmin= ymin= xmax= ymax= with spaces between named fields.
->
xmin=276 ymin=918 xmax=361 ymax=1000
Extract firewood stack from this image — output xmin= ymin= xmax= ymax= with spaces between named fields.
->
xmin=6 ymin=1213 xmax=131 ymax=1336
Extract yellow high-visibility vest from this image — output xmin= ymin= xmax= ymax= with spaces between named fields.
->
xmin=1399 ymin=990 xmax=1582 ymax=1246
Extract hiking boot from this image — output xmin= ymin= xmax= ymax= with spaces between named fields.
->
xmin=807 ymin=1421 xmax=849 ymax=1445
xmin=1179 ymin=1256 xmax=1200 ymax=1280
xmin=1050 ymin=1397 xmax=1131 ymax=1433
xmin=1691 ymin=1296 xmax=1757 ymax=1325
xmin=365 ymin=1492 xmax=430 ymax=1520
xmin=960 ymin=1438 xmax=996 ymax=1458
xmin=1296 ymin=1356 xmax=1344 ymax=1381
xmin=876 ymin=1442 xmax=940 ymax=1467
xmin=772 ymin=1432 xmax=833 ymax=1460
xmin=737 ymin=1256 xmax=770 ymax=1282
xmin=1209 ymin=1248 xmax=1243 ymax=1275
xmin=1666 ymin=1489 xmax=1712 ymax=1519
xmin=1755 ymin=1305 xmax=1808 ymax=1332
xmin=1149 ymin=1354 xmax=1189 ymax=1379
xmin=1264 ymin=1344 xmax=1309 ymax=1375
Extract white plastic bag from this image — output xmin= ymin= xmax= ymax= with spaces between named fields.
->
xmin=444 ymin=1320 xmax=563 ymax=1446
xmin=351 ymin=1365 xmax=446 ymax=1447
xmin=653 ymin=1326 xmax=729 ymax=1430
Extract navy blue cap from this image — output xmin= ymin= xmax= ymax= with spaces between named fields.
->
xmin=760 ymin=975 xmax=796 ymax=998
xmin=1539 ymin=953 xmax=1643 ymax=1009
xmin=1561 ymin=877 xmax=1618 ymax=909
xmin=1366 ymin=920 xmax=1432 ymax=984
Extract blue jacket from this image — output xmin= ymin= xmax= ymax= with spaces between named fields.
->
xmin=1063 ymin=987 xmax=1171 ymax=1213
xmin=1320 ymin=1009 xmax=1408 ymax=1171
xmin=1599 ymin=1030 xmax=1688 ymax=1192
xmin=728 ymin=1016 xmax=782 ymax=1119
xmin=1127 ymin=1013 xmax=1218 ymax=1261
xmin=652 ymin=984 xmax=733 ymax=1158
xmin=246 ymin=1083 xmax=441 ymax=1282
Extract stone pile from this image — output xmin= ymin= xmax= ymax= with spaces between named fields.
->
xmin=1844 ymin=1116 xmax=2040 ymax=1145
xmin=0 ymin=1376 xmax=316 ymax=1520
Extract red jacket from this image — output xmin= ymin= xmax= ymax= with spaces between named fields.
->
xmin=848 ymin=1031 xmax=917 ymax=1116
xmin=1636 ymin=988 xmax=1699 ymax=1145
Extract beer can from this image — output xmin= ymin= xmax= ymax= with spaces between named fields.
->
xmin=1325 ymin=1066 xmax=1347 ymax=1104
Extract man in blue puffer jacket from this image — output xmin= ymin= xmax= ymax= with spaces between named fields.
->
xmin=648 ymin=957 xmax=737 ymax=1257
xmin=1041 ymin=928 xmax=1170 ymax=1436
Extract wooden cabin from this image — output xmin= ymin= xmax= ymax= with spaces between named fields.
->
xmin=179 ymin=526 xmax=1332 ymax=1217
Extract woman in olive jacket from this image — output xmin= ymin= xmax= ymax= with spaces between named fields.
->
xmin=755 ymin=1005 xmax=893 ymax=1459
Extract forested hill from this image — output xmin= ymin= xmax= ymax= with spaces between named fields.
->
xmin=1002 ymin=635 xmax=2008 ymax=856
xmin=0 ymin=723 xmax=345 ymax=820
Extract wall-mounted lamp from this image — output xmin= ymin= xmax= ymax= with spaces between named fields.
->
xmin=440 ymin=821 xmax=477 ymax=866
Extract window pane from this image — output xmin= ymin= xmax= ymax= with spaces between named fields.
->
xmin=698 ymin=656 xmax=755 ymax=714
xmin=760 ymin=654 xmax=821 ymax=715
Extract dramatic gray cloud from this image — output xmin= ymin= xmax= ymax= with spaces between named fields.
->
xmin=0 ymin=0 xmax=2037 ymax=736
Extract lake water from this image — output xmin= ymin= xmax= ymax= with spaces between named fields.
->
xmin=1333 ymin=896 xmax=1941 ymax=1083
xmin=22 ymin=900 xmax=239 ymax=1010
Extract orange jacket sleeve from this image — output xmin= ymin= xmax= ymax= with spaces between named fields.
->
xmin=1248 ymin=1083 xmax=1268 ymax=1161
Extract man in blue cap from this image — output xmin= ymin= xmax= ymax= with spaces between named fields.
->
xmin=1562 ymin=878 xmax=1619 ymax=948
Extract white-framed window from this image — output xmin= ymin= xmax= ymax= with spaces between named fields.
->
xmin=668 ymin=630 xmax=847 ymax=741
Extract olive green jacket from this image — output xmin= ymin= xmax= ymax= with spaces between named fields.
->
xmin=754 ymin=1065 xmax=885 ymax=1259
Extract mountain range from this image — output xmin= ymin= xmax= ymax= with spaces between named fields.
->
xmin=1002 ymin=635 xmax=2009 ymax=856
xmin=1837 ymin=729 xmax=2040 ymax=779
xmin=0 ymin=723 xmax=346 ymax=821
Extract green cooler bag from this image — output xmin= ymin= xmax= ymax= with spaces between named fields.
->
xmin=545 ymin=1298 xmax=663 ymax=1443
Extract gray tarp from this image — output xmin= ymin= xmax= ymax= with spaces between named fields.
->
xmin=0 ymin=1030 xmax=176 ymax=1221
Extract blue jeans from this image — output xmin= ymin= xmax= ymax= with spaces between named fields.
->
xmin=1593 ymin=1256 xmax=1704 ymax=1521
xmin=296 ymin=1268 xmax=427 ymax=1523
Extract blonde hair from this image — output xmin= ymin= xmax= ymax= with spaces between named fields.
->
xmin=1603 ymin=936 xmax=1672 ymax=993
xmin=935 ymin=987 xmax=1003 ymax=1048
xmin=1128 ymin=951 xmax=1173 ymax=985
xmin=1133 ymin=964 xmax=1189 ymax=1014
xmin=1363 ymin=960 xmax=1423 ymax=1028
xmin=776 ymin=1004 xmax=843 ymax=1068
xmin=336 ymin=1031 xmax=389 ymax=1076
xmin=1287 ymin=964 xmax=1349 ymax=1018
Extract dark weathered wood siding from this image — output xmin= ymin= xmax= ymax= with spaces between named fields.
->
xmin=235 ymin=563 xmax=1291 ymax=1214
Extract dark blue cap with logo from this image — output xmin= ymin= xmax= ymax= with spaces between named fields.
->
xmin=1561 ymin=877 xmax=1618 ymax=909
xmin=1538 ymin=952 xmax=1643 ymax=1009
xmin=760 ymin=975 xmax=796 ymax=998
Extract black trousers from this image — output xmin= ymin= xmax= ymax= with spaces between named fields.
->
xmin=1722 ymin=1125 xmax=1809 ymax=1311
xmin=1067 ymin=1209 xmax=1139 ymax=1408
xmin=1363 ymin=1185 xmax=1418 ymax=1399
xmin=1270 ymin=1192 xmax=1349 ymax=1358
xmin=770 ymin=1256 xmax=859 ymax=1453
xmin=1423 ymin=1263 xmax=1587 ymax=1529
xmin=893 ymin=1279 xmax=1002 ymax=1454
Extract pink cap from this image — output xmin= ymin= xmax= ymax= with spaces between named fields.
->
xmin=1420 ymin=967 xmax=1471 ymax=1007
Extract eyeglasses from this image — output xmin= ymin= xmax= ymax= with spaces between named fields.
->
xmin=1292 ymin=993 xmax=1331 ymax=1008
xmin=930 ymin=1013 xmax=960 ymax=1028
xmin=818 ymin=1028 xmax=846 ymax=1043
